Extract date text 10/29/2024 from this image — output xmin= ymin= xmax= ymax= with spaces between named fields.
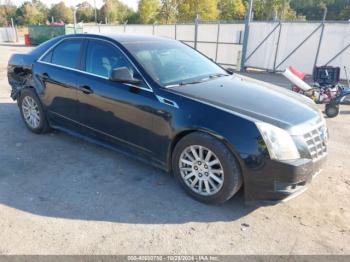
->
xmin=127 ymin=255 xmax=219 ymax=261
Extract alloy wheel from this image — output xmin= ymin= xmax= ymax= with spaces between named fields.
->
xmin=179 ymin=145 xmax=224 ymax=196
xmin=22 ymin=96 xmax=41 ymax=129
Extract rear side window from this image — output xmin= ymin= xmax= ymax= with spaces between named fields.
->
xmin=50 ymin=40 xmax=82 ymax=69
xmin=41 ymin=50 xmax=52 ymax=62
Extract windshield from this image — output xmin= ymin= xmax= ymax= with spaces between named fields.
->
xmin=123 ymin=40 xmax=228 ymax=87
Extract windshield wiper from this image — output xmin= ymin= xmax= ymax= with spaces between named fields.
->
xmin=208 ymin=73 xmax=229 ymax=79
xmin=165 ymin=73 xmax=229 ymax=88
xmin=165 ymin=79 xmax=205 ymax=88
xmin=180 ymin=79 xmax=205 ymax=85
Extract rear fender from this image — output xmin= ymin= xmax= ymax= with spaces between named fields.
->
xmin=7 ymin=53 xmax=37 ymax=100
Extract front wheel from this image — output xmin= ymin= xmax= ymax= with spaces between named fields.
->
xmin=18 ymin=89 xmax=50 ymax=134
xmin=172 ymin=132 xmax=242 ymax=204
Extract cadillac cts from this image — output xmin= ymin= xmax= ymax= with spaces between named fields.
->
xmin=7 ymin=34 xmax=328 ymax=204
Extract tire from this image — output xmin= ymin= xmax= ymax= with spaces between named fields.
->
xmin=18 ymin=88 xmax=50 ymax=134
xmin=172 ymin=132 xmax=243 ymax=204
xmin=325 ymin=104 xmax=339 ymax=118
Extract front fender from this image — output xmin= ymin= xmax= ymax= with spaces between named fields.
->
xmin=160 ymin=88 xmax=268 ymax=182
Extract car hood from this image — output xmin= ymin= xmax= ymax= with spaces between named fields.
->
xmin=172 ymin=74 xmax=322 ymax=130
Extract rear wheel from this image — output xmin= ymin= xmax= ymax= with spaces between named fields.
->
xmin=325 ymin=104 xmax=339 ymax=118
xmin=172 ymin=132 xmax=242 ymax=204
xmin=19 ymin=89 xmax=50 ymax=134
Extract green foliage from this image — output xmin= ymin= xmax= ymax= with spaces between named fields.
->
xmin=290 ymin=0 xmax=350 ymax=20
xmin=157 ymin=0 xmax=178 ymax=24
xmin=218 ymin=0 xmax=246 ymax=20
xmin=138 ymin=0 xmax=161 ymax=24
xmin=76 ymin=1 xmax=95 ymax=23
xmin=177 ymin=0 xmax=219 ymax=21
xmin=33 ymin=0 xmax=49 ymax=22
xmin=16 ymin=0 xmax=48 ymax=25
xmin=49 ymin=1 xmax=73 ymax=23
xmin=251 ymin=0 xmax=297 ymax=20
xmin=100 ymin=0 xmax=134 ymax=24
xmin=0 ymin=3 xmax=16 ymax=26
xmin=127 ymin=12 xmax=141 ymax=24
xmin=2 ymin=0 xmax=350 ymax=26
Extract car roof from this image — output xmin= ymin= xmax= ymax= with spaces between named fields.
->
xmin=66 ymin=33 xmax=175 ymax=44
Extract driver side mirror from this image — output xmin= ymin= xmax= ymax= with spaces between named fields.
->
xmin=226 ymin=68 xmax=235 ymax=75
xmin=110 ymin=67 xmax=142 ymax=85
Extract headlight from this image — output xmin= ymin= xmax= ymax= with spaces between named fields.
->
xmin=256 ymin=122 xmax=300 ymax=160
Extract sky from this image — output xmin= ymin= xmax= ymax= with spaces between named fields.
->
xmin=7 ymin=0 xmax=139 ymax=10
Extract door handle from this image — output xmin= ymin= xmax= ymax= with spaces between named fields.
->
xmin=79 ymin=85 xmax=93 ymax=94
xmin=39 ymin=73 xmax=49 ymax=80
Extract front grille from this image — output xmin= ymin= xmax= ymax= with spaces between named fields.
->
xmin=303 ymin=124 xmax=327 ymax=161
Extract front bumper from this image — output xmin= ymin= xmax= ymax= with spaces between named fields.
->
xmin=244 ymin=155 xmax=327 ymax=205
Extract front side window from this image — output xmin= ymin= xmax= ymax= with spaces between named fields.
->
xmin=85 ymin=40 xmax=134 ymax=79
xmin=123 ymin=40 xmax=227 ymax=87
xmin=50 ymin=39 xmax=82 ymax=69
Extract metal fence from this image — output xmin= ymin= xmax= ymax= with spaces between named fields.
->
xmin=83 ymin=20 xmax=350 ymax=79
xmin=83 ymin=21 xmax=245 ymax=68
xmin=244 ymin=21 xmax=350 ymax=79
xmin=2 ymin=19 xmax=349 ymax=79
xmin=0 ymin=27 xmax=17 ymax=42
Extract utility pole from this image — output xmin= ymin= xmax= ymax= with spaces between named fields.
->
xmin=73 ymin=8 xmax=77 ymax=34
xmin=194 ymin=14 xmax=199 ymax=50
xmin=74 ymin=3 xmax=82 ymax=34
xmin=11 ymin=17 xmax=18 ymax=42
xmin=314 ymin=7 xmax=327 ymax=68
xmin=240 ymin=0 xmax=254 ymax=72
xmin=94 ymin=0 xmax=97 ymax=24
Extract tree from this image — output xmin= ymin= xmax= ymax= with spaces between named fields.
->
xmin=76 ymin=1 xmax=94 ymax=23
xmin=33 ymin=0 xmax=49 ymax=21
xmin=49 ymin=1 xmax=73 ymax=23
xmin=100 ymin=0 xmax=116 ymax=23
xmin=278 ymin=0 xmax=297 ymax=20
xmin=127 ymin=11 xmax=140 ymax=23
xmin=177 ymin=0 xmax=219 ymax=22
xmin=251 ymin=0 xmax=296 ymax=20
xmin=218 ymin=0 xmax=246 ymax=20
xmin=138 ymin=0 xmax=161 ymax=23
xmin=100 ymin=0 xmax=134 ymax=24
xmin=158 ymin=0 xmax=178 ymax=23
xmin=339 ymin=4 xmax=350 ymax=20
xmin=250 ymin=0 xmax=265 ymax=20
xmin=290 ymin=0 xmax=350 ymax=20
xmin=0 ymin=2 xmax=16 ymax=26
xmin=16 ymin=1 xmax=47 ymax=25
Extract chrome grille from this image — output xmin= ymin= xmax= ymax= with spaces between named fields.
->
xmin=303 ymin=124 xmax=327 ymax=161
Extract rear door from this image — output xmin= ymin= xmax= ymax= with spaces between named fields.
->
xmin=35 ymin=38 xmax=84 ymax=126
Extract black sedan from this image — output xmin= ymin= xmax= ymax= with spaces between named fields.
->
xmin=7 ymin=34 xmax=328 ymax=204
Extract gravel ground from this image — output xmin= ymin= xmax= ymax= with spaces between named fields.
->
xmin=0 ymin=43 xmax=349 ymax=255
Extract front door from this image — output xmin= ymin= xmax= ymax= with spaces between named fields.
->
xmin=75 ymin=39 xmax=158 ymax=157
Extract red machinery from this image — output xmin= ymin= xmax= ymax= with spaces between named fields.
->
xmin=283 ymin=66 xmax=350 ymax=117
